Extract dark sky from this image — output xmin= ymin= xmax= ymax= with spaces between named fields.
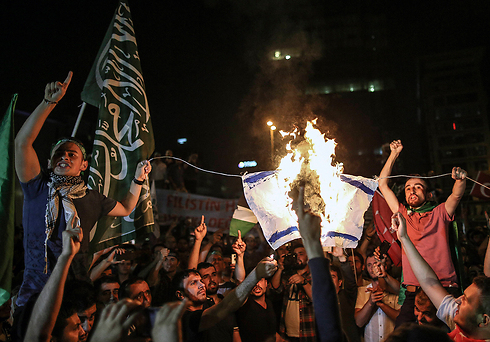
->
xmin=2 ymin=1 xmax=489 ymax=178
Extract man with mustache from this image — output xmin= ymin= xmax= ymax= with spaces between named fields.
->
xmin=378 ymin=139 xmax=466 ymax=326
xmin=235 ymin=277 xmax=278 ymax=342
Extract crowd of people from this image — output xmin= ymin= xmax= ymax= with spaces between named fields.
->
xmin=2 ymin=74 xmax=490 ymax=342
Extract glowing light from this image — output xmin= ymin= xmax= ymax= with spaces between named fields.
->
xmin=271 ymin=125 xmax=276 ymax=131
xmin=369 ymin=85 xmax=375 ymax=92
xmin=285 ymin=55 xmax=291 ymax=60
xmin=177 ymin=138 xmax=187 ymax=144
xmin=267 ymin=121 xmax=273 ymax=127
xmin=238 ymin=160 xmax=257 ymax=169
xmin=274 ymin=51 xmax=281 ymax=58
xmin=453 ymin=122 xmax=456 ymax=130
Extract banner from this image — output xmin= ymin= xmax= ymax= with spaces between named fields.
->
xmin=0 ymin=94 xmax=16 ymax=306
xmin=372 ymin=190 xmax=402 ymax=266
xmin=470 ymin=171 xmax=490 ymax=200
xmin=155 ymin=189 xmax=238 ymax=231
xmin=242 ymin=171 xmax=378 ymax=250
xmin=82 ymin=1 xmax=155 ymax=251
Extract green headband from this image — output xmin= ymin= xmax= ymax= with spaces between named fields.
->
xmin=50 ymin=138 xmax=87 ymax=160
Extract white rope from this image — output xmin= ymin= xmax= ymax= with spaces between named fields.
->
xmin=148 ymin=157 xmax=490 ymax=191
xmin=148 ymin=156 xmax=242 ymax=178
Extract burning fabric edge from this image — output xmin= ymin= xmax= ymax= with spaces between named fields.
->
xmin=242 ymin=171 xmax=378 ymax=250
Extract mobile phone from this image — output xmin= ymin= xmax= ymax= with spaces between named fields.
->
xmin=379 ymin=241 xmax=391 ymax=257
xmin=231 ymin=254 xmax=236 ymax=265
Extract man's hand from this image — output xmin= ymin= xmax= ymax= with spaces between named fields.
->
xmin=288 ymin=274 xmax=306 ymax=285
xmin=293 ymin=186 xmax=323 ymax=259
xmin=152 ymin=300 xmax=188 ymax=342
xmin=44 ymin=71 xmax=72 ymax=103
xmin=61 ymin=225 xmax=82 ymax=257
xmin=89 ymin=299 xmax=142 ymax=342
xmin=232 ymin=230 xmax=246 ymax=256
xmin=389 ymin=140 xmax=403 ymax=155
xmin=330 ymin=247 xmax=347 ymax=262
xmin=452 ymin=167 xmax=467 ymax=181
xmin=367 ymin=287 xmax=384 ymax=306
xmin=134 ymin=160 xmax=152 ymax=182
xmin=106 ymin=248 xmax=126 ymax=264
xmin=391 ymin=212 xmax=407 ymax=241
xmin=256 ymin=257 xmax=278 ymax=279
xmin=194 ymin=215 xmax=207 ymax=241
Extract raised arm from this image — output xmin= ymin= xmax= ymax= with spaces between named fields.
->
xmin=391 ymin=212 xmax=448 ymax=308
xmin=199 ymin=257 xmax=277 ymax=331
xmin=294 ymin=186 xmax=343 ymax=342
xmin=107 ymin=161 xmax=152 ymax=217
xmin=378 ymin=140 xmax=403 ymax=214
xmin=89 ymin=248 xmax=125 ymax=282
xmin=25 ymin=224 xmax=82 ymax=342
xmin=188 ymin=216 xmax=206 ymax=270
xmin=232 ymin=230 xmax=246 ymax=283
xmin=15 ymin=72 xmax=72 ymax=183
xmin=445 ymin=167 xmax=467 ymax=217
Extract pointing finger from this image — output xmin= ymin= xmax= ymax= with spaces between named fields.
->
xmin=237 ymin=230 xmax=241 ymax=241
xmin=63 ymin=71 xmax=73 ymax=87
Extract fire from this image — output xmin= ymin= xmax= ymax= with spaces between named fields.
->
xmin=276 ymin=119 xmax=350 ymax=246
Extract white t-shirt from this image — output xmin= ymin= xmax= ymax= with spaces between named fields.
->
xmin=355 ymin=283 xmax=400 ymax=342
xmin=285 ymin=285 xmax=301 ymax=337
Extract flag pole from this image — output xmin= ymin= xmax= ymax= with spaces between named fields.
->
xmin=71 ymin=102 xmax=87 ymax=137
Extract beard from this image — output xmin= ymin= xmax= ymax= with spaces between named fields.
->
xmin=206 ymin=282 xmax=218 ymax=296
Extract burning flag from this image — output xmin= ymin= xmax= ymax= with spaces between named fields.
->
xmin=81 ymin=1 xmax=154 ymax=251
xmin=242 ymin=120 xmax=378 ymax=249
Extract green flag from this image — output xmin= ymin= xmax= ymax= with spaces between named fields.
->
xmin=82 ymin=1 xmax=155 ymax=251
xmin=0 ymin=94 xmax=17 ymax=306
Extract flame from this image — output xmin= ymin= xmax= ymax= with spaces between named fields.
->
xmin=276 ymin=120 xmax=348 ymax=246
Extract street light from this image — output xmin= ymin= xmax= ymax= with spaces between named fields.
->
xmin=267 ymin=121 xmax=276 ymax=164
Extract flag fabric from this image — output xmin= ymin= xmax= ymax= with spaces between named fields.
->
xmin=229 ymin=205 xmax=258 ymax=237
xmin=372 ymin=190 xmax=402 ymax=267
xmin=242 ymin=171 xmax=378 ymax=250
xmin=469 ymin=171 xmax=490 ymax=199
xmin=82 ymin=1 xmax=154 ymax=251
xmin=0 ymin=94 xmax=17 ymax=306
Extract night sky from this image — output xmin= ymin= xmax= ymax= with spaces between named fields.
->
xmin=2 ymin=1 xmax=489 ymax=185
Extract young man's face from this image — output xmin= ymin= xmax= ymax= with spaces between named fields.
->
xmin=199 ymin=266 xmax=219 ymax=295
xmin=49 ymin=142 xmax=88 ymax=177
xmin=404 ymin=178 xmax=428 ymax=208
xmin=163 ymin=256 xmax=180 ymax=273
xmin=330 ymin=270 xmax=343 ymax=294
xmin=365 ymin=256 xmax=379 ymax=280
xmin=183 ymin=273 xmax=207 ymax=304
xmin=61 ymin=313 xmax=85 ymax=342
xmin=348 ymin=255 xmax=364 ymax=276
xmin=454 ymin=283 xmax=483 ymax=333
xmin=117 ymin=260 xmax=132 ymax=276
xmin=414 ymin=297 xmax=437 ymax=325
xmin=294 ymin=247 xmax=308 ymax=269
xmin=97 ymin=282 xmax=120 ymax=305
xmin=129 ymin=281 xmax=152 ymax=308
xmin=78 ymin=304 xmax=97 ymax=342
xmin=251 ymin=278 xmax=267 ymax=298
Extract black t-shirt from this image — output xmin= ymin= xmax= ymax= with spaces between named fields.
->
xmin=182 ymin=310 xmax=204 ymax=342
xmin=235 ymin=298 xmax=277 ymax=342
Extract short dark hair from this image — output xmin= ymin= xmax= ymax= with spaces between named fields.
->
xmin=52 ymin=297 xmax=79 ymax=339
xmin=94 ymin=276 xmax=119 ymax=292
xmin=384 ymin=322 xmax=451 ymax=342
xmin=405 ymin=175 xmax=433 ymax=194
xmin=152 ymin=243 xmax=166 ymax=254
xmin=197 ymin=262 xmax=215 ymax=272
xmin=119 ymin=278 xmax=148 ymax=300
xmin=172 ymin=269 xmax=200 ymax=300
xmin=473 ymin=276 xmax=490 ymax=315
xmin=330 ymin=264 xmax=343 ymax=282
xmin=349 ymin=250 xmax=364 ymax=268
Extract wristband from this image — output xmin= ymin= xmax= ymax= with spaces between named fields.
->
xmin=44 ymin=98 xmax=58 ymax=105
xmin=132 ymin=178 xmax=145 ymax=185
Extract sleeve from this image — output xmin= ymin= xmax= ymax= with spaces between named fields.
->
xmin=90 ymin=190 xmax=117 ymax=217
xmin=20 ymin=172 xmax=47 ymax=199
xmin=308 ymin=257 xmax=343 ymax=342
xmin=436 ymin=295 xmax=457 ymax=331
xmin=340 ymin=261 xmax=357 ymax=302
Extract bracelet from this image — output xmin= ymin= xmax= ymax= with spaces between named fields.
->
xmin=44 ymin=98 xmax=58 ymax=105
xmin=132 ymin=178 xmax=145 ymax=185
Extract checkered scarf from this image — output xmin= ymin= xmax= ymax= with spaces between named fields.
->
xmin=44 ymin=172 xmax=87 ymax=273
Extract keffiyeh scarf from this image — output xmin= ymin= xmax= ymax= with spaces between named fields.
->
xmin=44 ymin=172 xmax=87 ymax=273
